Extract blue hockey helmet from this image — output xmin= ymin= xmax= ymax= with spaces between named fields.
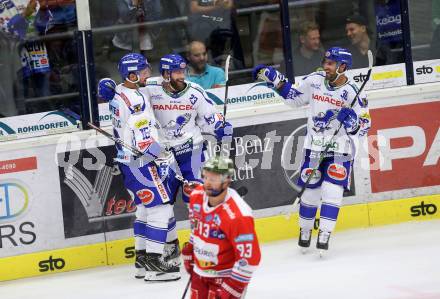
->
xmin=159 ymin=54 xmax=187 ymax=74
xmin=324 ymin=47 xmax=352 ymax=70
xmin=117 ymin=53 xmax=150 ymax=83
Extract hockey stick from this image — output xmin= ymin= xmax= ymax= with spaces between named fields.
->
xmin=87 ymin=122 xmax=195 ymax=186
xmin=181 ymin=275 xmax=191 ymax=299
xmin=286 ymin=50 xmax=373 ymax=217
xmin=87 ymin=122 xmax=143 ymax=157
xmin=216 ymin=54 xmax=232 ymax=150
xmin=223 ymin=54 xmax=231 ymax=121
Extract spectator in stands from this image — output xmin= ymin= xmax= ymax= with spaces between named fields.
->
xmin=345 ymin=14 xmax=395 ymax=68
xmin=112 ymin=0 xmax=161 ymax=53
xmin=293 ymin=22 xmax=324 ymax=75
xmin=187 ymin=0 xmax=244 ymax=68
xmin=186 ymin=40 xmax=225 ymax=89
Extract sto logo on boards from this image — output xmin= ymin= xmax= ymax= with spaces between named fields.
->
xmin=38 ymin=256 xmax=66 ymax=272
xmin=410 ymin=201 xmax=437 ymax=217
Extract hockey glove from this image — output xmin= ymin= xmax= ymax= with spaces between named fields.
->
xmin=98 ymin=78 xmax=116 ymax=102
xmin=5 ymin=14 xmax=28 ymax=40
xmin=337 ymin=107 xmax=359 ymax=133
xmin=252 ymin=64 xmax=286 ymax=88
xmin=181 ymin=242 xmax=194 ymax=275
xmin=214 ymin=121 xmax=233 ymax=142
xmin=216 ymin=278 xmax=247 ymax=299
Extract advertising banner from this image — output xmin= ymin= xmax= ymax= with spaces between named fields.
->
xmin=413 ymin=59 xmax=440 ymax=84
xmin=57 ymin=145 xmax=136 ymax=238
xmin=369 ymin=101 xmax=440 ymax=193
xmin=0 ymin=110 xmax=79 ymax=141
xmin=0 ymin=146 xmax=68 ymax=257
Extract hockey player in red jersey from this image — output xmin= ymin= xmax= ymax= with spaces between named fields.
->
xmin=182 ymin=155 xmax=261 ymax=299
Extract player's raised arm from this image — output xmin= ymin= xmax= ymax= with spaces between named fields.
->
xmin=252 ymin=64 xmax=310 ymax=107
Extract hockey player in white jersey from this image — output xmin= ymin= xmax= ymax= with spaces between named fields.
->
xmin=99 ymin=53 xmax=233 ymax=202
xmin=253 ymin=47 xmax=371 ymax=253
xmin=103 ymin=53 xmax=181 ymax=281
xmin=141 ymin=54 xmax=233 ymax=202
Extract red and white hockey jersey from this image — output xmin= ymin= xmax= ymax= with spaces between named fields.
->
xmin=188 ymin=186 xmax=261 ymax=284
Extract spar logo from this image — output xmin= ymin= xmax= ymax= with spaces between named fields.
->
xmin=0 ymin=181 xmax=30 ymax=221
xmin=206 ymin=82 xmax=279 ymax=105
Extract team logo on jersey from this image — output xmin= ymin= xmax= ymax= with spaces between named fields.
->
xmin=312 ymin=109 xmax=337 ymax=133
xmin=136 ymin=189 xmax=154 ymax=205
xmin=205 ymin=214 xmax=213 ymax=222
xmin=327 ymin=163 xmax=347 ymax=180
xmin=300 ymin=168 xmax=322 ymax=184
xmin=164 ymin=113 xmax=192 ymax=138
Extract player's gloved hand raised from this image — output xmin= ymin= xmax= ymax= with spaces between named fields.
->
xmin=252 ymin=64 xmax=286 ymax=88
xmin=215 ymin=278 xmax=247 ymax=299
xmin=214 ymin=121 xmax=233 ymax=142
xmin=181 ymin=242 xmax=194 ymax=275
xmin=98 ymin=78 xmax=116 ymax=102
xmin=337 ymin=107 xmax=359 ymax=133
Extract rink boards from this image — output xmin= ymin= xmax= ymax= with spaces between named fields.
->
xmin=1 ymin=194 xmax=439 ymax=281
xmin=1 ymin=81 xmax=440 ymax=281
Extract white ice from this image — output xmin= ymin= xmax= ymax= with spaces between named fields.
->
xmin=2 ymin=220 xmax=440 ymax=299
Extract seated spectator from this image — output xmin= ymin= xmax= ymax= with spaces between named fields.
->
xmin=293 ymin=22 xmax=324 ymax=75
xmin=186 ymin=40 xmax=225 ymax=89
xmin=345 ymin=14 xmax=395 ymax=68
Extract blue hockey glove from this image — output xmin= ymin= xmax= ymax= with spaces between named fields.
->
xmin=214 ymin=121 xmax=233 ymax=142
xmin=98 ymin=78 xmax=116 ymax=102
xmin=6 ymin=14 xmax=28 ymax=40
xmin=252 ymin=64 xmax=286 ymax=88
xmin=337 ymin=107 xmax=359 ymax=133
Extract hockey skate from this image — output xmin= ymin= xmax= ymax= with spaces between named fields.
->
xmin=317 ymin=230 xmax=331 ymax=257
xmin=143 ymin=253 xmax=181 ymax=282
xmin=298 ymin=228 xmax=312 ymax=254
xmin=163 ymin=239 xmax=181 ymax=267
xmin=135 ymin=250 xmax=147 ymax=279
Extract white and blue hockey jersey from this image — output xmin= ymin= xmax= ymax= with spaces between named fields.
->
xmin=109 ymin=84 xmax=161 ymax=165
xmin=141 ymin=77 xmax=222 ymax=147
xmin=281 ymin=71 xmax=371 ymax=155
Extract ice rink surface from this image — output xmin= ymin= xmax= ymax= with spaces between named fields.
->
xmin=2 ymin=220 xmax=440 ymax=299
